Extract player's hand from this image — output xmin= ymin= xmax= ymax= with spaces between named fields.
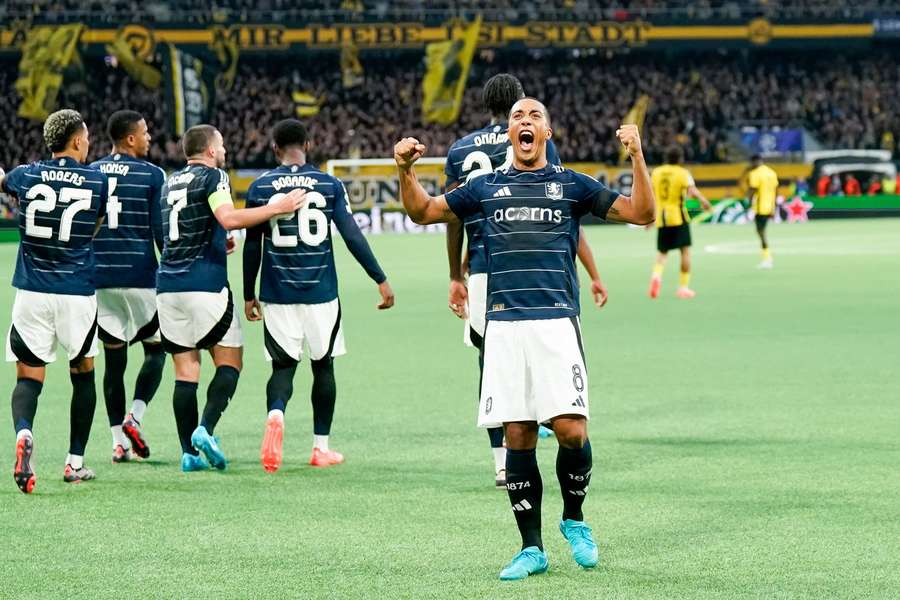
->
xmin=701 ymin=199 xmax=713 ymax=212
xmin=394 ymin=137 xmax=426 ymax=170
xmin=245 ymin=299 xmax=262 ymax=321
xmin=272 ymin=188 xmax=307 ymax=215
xmin=616 ymin=124 xmax=643 ymax=158
xmin=377 ymin=280 xmax=395 ymax=310
xmin=225 ymin=234 xmax=236 ymax=255
xmin=448 ymin=279 xmax=468 ymax=319
xmin=591 ymin=279 xmax=608 ymax=308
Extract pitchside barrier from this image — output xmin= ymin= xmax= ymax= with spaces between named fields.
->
xmin=1 ymin=160 xmax=897 ymax=240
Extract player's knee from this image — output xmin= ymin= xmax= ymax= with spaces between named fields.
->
xmin=504 ymin=422 xmax=538 ymax=450
xmin=310 ymin=356 xmax=334 ymax=374
xmin=69 ymin=356 xmax=94 ymax=374
xmin=553 ymin=418 xmax=588 ymax=449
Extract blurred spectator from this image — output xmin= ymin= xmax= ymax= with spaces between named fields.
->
xmin=0 ymin=49 xmax=898 ymax=169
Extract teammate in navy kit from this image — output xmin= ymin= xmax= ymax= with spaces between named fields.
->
xmin=156 ymin=124 xmax=306 ymax=472
xmin=443 ymin=74 xmax=608 ymax=488
xmin=1 ymin=109 xmax=109 ymax=492
xmin=395 ymin=98 xmax=654 ymax=579
xmin=244 ymin=119 xmax=394 ymax=473
xmin=91 ymin=110 xmax=166 ymax=463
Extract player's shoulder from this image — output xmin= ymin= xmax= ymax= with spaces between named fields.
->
xmin=448 ymin=124 xmax=503 ymax=155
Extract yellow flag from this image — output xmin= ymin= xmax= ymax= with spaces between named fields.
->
xmin=341 ymin=41 xmax=364 ymax=89
xmin=15 ymin=24 xmax=84 ymax=121
xmin=293 ymin=91 xmax=323 ymax=117
xmin=106 ymin=32 xmax=161 ymax=89
xmin=421 ymin=15 xmax=482 ymax=125
xmin=618 ymin=94 xmax=650 ymax=164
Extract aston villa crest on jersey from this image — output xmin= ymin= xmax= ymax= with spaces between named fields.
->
xmin=545 ymin=182 xmax=563 ymax=200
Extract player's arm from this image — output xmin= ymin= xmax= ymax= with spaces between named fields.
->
xmin=395 ymin=138 xmax=458 ymax=225
xmin=242 ymin=223 xmax=264 ymax=321
xmin=687 ymin=184 xmax=712 ymax=212
xmin=212 ymin=190 xmax=305 ymax=230
xmin=332 ymin=183 xmax=394 ymax=310
xmin=444 ymin=179 xmax=469 ymax=318
xmin=576 ymin=227 xmax=608 ymax=308
xmin=208 ymin=171 xmax=308 ymax=231
xmin=606 ymin=125 xmax=655 ymax=225
xmin=92 ymin=175 xmax=109 ymax=237
xmin=150 ymin=170 xmax=165 ymax=253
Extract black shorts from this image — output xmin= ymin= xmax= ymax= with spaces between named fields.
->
xmin=755 ymin=214 xmax=771 ymax=230
xmin=657 ymin=224 xmax=692 ymax=253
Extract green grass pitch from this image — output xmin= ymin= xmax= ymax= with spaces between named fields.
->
xmin=0 ymin=219 xmax=898 ymax=599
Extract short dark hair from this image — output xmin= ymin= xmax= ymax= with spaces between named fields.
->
xmin=665 ymin=145 xmax=684 ymax=165
xmin=182 ymin=124 xmax=218 ymax=158
xmin=43 ymin=109 xmax=85 ymax=153
xmin=483 ymin=73 xmax=525 ymax=119
xmin=751 ymin=154 xmax=762 ymax=164
xmin=272 ymin=119 xmax=308 ymax=149
xmin=107 ymin=110 xmax=144 ymax=143
xmin=511 ymin=96 xmax=551 ymax=127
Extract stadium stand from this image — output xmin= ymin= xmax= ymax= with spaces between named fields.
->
xmin=1 ymin=49 xmax=898 ymax=169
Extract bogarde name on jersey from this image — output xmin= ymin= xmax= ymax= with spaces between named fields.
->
xmin=493 ymin=206 xmax=564 ymax=224
xmin=272 ymin=175 xmax=318 ymax=191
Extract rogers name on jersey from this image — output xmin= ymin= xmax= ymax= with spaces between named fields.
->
xmin=493 ymin=206 xmax=563 ymax=224
xmin=40 ymin=170 xmax=85 ymax=186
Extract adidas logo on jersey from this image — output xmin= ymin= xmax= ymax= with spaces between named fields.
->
xmin=492 ymin=186 xmax=512 ymax=197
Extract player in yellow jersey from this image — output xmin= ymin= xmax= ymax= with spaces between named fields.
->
xmin=648 ymin=147 xmax=711 ymax=299
xmin=747 ymin=154 xmax=779 ymax=269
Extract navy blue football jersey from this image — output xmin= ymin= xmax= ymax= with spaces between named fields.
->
xmin=3 ymin=157 xmax=108 ymax=296
xmin=444 ymin=123 xmax=560 ymax=275
xmin=445 ymin=164 xmax=619 ymax=321
xmin=245 ymin=163 xmax=385 ymax=304
xmin=157 ymin=165 xmax=231 ymax=294
xmin=90 ymin=154 xmax=165 ymax=289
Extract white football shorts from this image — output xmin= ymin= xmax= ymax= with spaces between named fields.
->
xmin=6 ymin=290 xmax=99 ymax=365
xmin=156 ymin=286 xmax=242 ymax=352
xmin=97 ymin=287 xmax=160 ymax=344
xmin=261 ymin=298 xmax=345 ymax=363
xmin=478 ymin=317 xmax=589 ymax=428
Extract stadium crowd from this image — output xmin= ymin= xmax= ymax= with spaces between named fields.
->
xmin=1 ymin=50 xmax=898 ymax=170
xmin=2 ymin=0 xmax=898 ymax=24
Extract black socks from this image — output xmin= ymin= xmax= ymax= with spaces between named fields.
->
xmin=557 ymin=440 xmax=593 ymax=522
xmin=69 ymin=371 xmax=97 ymax=455
xmin=200 ymin=366 xmax=240 ymax=434
xmin=102 ymin=345 xmax=128 ymax=426
xmin=506 ymin=448 xmax=544 ymax=550
xmin=266 ymin=362 xmax=297 ymax=413
xmin=310 ymin=358 xmax=336 ymax=436
xmin=11 ymin=378 xmax=42 ymax=433
xmin=133 ymin=343 xmax=165 ymax=407
xmin=173 ymin=380 xmax=199 ymax=454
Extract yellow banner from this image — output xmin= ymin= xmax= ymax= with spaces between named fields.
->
xmin=106 ymin=29 xmax=161 ymax=88
xmin=15 ymin=24 xmax=84 ymax=121
xmin=421 ymin=15 xmax=482 ymax=125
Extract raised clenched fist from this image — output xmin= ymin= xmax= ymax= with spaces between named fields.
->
xmin=616 ymin=124 xmax=643 ymax=158
xmin=394 ymin=137 xmax=426 ymax=170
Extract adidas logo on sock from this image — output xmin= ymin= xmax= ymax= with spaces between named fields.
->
xmin=568 ymin=489 xmax=587 ymax=496
xmin=492 ymin=186 xmax=512 ymax=198
xmin=512 ymin=499 xmax=533 ymax=512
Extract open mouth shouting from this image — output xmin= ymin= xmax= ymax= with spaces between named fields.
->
xmin=518 ymin=129 xmax=535 ymax=153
